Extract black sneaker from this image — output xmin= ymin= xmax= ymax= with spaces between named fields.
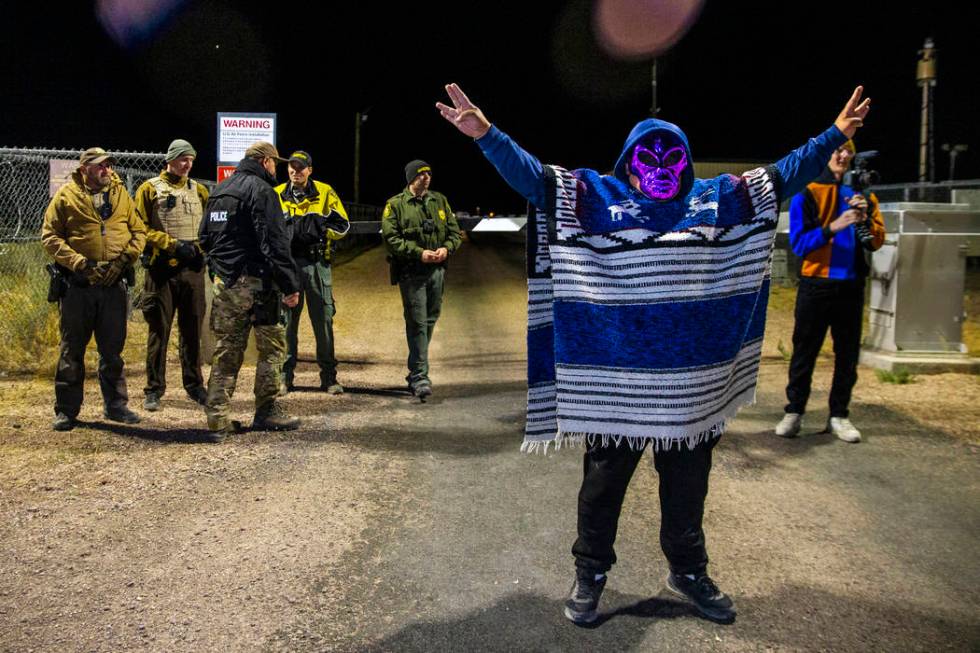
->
xmin=143 ymin=392 xmax=161 ymax=412
xmin=103 ymin=406 xmax=141 ymax=425
xmin=563 ymin=569 xmax=606 ymax=625
xmin=52 ymin=413 xmax=76 ymax=431
xmin=666 ymin=572 xmax=736 ymax=624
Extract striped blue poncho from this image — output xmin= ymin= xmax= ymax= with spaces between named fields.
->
xmin=524 ymin=162 xmax=780 ymax=453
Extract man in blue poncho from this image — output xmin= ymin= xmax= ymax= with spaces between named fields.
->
xmin=437 ymin=83 xmax=870 ymax=625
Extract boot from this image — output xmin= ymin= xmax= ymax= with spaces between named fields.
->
xmin=252 ymin=402 xmax=300 ymax=431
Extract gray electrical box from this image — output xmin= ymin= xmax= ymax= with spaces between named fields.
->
xmin=861 ymin=202 xmax=980 ymax=373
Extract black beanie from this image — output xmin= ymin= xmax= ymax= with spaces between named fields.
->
xmin=405 ymin=159 xmax=432 ymax=184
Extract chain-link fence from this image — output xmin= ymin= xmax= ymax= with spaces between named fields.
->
xmin=0 ymin=147 xmax=169 ymax=373
xmin=0 ymin=147 xmax=383 ymax=374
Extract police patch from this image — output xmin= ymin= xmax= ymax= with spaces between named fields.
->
xmin=438 ymin=209 xmax=446 ymax=221
xmin=210 ymin=211 xmax=228 ymax=222
xmin=383 ymin=204 xmax=392 ymax=218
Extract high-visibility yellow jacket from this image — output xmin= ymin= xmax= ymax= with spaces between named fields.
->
xmin=275 ymin=180 xmax=349 ymax=262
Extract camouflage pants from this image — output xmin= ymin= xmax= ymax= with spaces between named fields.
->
xmin=205 ymin=275 xmax=286 ymax=429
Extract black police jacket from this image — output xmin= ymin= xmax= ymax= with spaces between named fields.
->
xmin=199 ymin=158 xmax=299 ymax=295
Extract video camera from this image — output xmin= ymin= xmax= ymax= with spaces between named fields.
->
xmin=843 ymin=150 xmax=880 ymax=248
xmin=843 ymin=150 xmax=880 ymax=193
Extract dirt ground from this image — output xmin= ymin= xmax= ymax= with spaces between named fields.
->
xmin=0 ymin=236 xmax=977 ymax=652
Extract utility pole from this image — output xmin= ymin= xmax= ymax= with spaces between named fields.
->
xmin=650 ymin=59 xmax=660 ymax=117
xmin=917 ymin=38 xmax=937 ymax=182
xmin=353 ymin=110 xmax=369 ymax=204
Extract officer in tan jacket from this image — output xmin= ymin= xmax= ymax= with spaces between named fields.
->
xmin=41 ymin=147 xmax=147 ymax=431
xmin=134 ymin=139 xmax=210 ymax=412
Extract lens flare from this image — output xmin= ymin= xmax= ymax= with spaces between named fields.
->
xmin=96 ymin=0 xmax=187 ymax=49
xmin=594 ymin=0 xmax=705 ymax=59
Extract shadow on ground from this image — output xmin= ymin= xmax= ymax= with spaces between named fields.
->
xmin=299 ymin=583 xmax=978 ymax=652
xmin=84 ymin=420 xmax=217 ymax=444
xmin=719 ymin=399 xmax=974 ymax=475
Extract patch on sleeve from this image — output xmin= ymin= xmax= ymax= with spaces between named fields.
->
xmin=438 ymin=209 xmax=446 ymax=221
xmin=382 ymin=203 xmax=392 ymax=218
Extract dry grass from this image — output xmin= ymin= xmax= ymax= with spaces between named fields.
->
xmin=0 ymin=277 xmax=59 ymax=374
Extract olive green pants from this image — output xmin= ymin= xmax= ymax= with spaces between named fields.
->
xmin=283 ymin=260 xmax=337 ymax=386
xmin=398 ymin=266 xmax=444 ymax=382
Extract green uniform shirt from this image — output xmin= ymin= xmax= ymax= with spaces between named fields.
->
xmin=381 ymin=189 xmax=462 ymax=262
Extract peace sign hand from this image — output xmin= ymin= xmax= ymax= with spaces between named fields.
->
xmin=834 ymin=86 xmax=872 ymax=139
xmin=436 ymin=83 xmax=492 ymax=140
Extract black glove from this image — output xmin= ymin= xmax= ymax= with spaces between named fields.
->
xmin=101 ymin=258 xmax=127 ymax=286
xmin=77 ymin=259 xmax=104 ymax=285
xmin=174 ymin=240 xmax=198 ymax=262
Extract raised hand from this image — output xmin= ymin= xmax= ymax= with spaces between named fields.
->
xmin=834 ymin=86 xmax=871 ymax=138
xmin=436 ymin=83 xmax=491 ymax=139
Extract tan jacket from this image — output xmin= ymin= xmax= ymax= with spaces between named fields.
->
xmin=41 ymin=169 xmax=147 ymax=272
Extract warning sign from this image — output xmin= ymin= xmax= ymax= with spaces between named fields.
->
xmin=216 ymin=112 xmax=277 ymax=165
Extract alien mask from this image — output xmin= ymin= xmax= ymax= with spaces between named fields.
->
xmin=629 ymin=134 xmax=688 ymax=201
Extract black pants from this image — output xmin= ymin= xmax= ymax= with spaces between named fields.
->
xmin=785 ymin=278 xmax=865 ymax=418
xmin=55 ymin=283 xmax=129 ymax=418
xmin=572 ymin=436 xmax=719 ymax=576
xmin=142 ymin=268 xmax=206 ymax=396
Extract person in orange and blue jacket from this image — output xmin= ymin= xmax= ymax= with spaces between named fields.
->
xmin=774 ymin=139 xmax=885 ymax=443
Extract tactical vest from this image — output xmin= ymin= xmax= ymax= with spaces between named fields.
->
xmin=150 ymin=176 xmax=202 ymax=241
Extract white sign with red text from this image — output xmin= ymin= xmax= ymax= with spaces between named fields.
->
xmin=216 ymin=113 xmax=277 ymax=164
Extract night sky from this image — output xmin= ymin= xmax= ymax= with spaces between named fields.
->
xmin=4 ymin=2 xmax=975 ymax=213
